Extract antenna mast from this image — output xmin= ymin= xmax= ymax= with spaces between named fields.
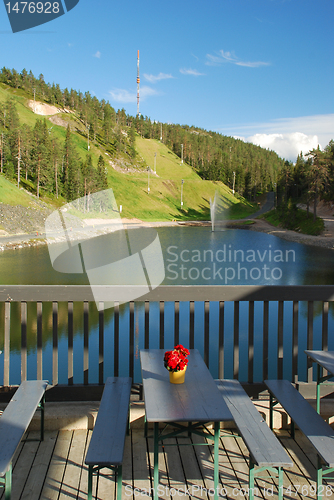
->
xmin=137 ymin=50 xmax=140 ymax=116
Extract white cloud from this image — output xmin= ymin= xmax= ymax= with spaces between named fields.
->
xmin=247 ymin=132 xmax=320 ymax=160
xmin=180 ymin=68 xmax=205 ymax=76
xmin=218 ymin=114 xmax=334 ymax=161
xmin=108 ymin=89 xmax=136 ymax=103
xmin=140 ymin=86 xmax=160 ymax=98
xmin=108 ymin=86 xmax=159 ymax=103
xmin=93 ymin=51 xmax=101 ymax=58
xmin=206 ymin=49 xmax=270 ymax=68
xmin=143 ymin=73 xmax=173 ymax=83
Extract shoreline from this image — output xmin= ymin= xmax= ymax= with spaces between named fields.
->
xmin=0 ymin=217 xmax=334 ymax=251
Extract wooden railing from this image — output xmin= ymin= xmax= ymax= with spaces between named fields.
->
xmin=1 ymin=285 xmax=334 ymax=396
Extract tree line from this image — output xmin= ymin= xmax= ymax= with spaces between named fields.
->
xmin=276 ymin=142 xmax=334 ymax=221
xmin=1 ymin=66 xmax=323 ymax=205
xmin=0 ymin=96 xmax=108 ymax=201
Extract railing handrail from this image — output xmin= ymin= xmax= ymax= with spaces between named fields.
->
xmin=1 ymin=285 xmax=333 ymax=393
xmin=1 ymin=284 xmax=334 ymax=302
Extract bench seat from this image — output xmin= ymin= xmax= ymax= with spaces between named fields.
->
xmin=85 ymin=377 xmax=132 ymax=500
xmin=216 ymin=379 xmax=292 ymax=500
xmin=265 ymin=379 xmax=334 ymax=499
xmin=0 ymin=380 xmax=48 ymax=499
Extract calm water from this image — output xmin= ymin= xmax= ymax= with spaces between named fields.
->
xmin=1 ymin=226 xmax=334 ymax=385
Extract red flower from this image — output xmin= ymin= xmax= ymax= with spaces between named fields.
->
xmin=164 ymin=344 xmax=189 ymax=372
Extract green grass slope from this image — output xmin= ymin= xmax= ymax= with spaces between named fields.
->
xmin=0 ymin=83 xmax=256 ymax=222
xmin=0 ymin=175 xmax=36 ymax=207
xmin=109 ymin=136 xmax=255 ymax=221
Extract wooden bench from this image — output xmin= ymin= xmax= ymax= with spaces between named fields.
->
xmin=215 ymin=379 xmax=293 ymax=500
xmin=85 ymin=377 xmax=132 ymax=500
xmin=0 ymin=380 xmax=48 ymax=500
xmin=265 ymin=379 xmax=334 ymax=500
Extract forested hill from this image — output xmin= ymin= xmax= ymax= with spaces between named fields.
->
xmin=0 ymin=67 xmax=283 ymax=212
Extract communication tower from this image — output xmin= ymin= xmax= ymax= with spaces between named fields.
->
xmin=137 ymin=50 xmax=140 ymax=116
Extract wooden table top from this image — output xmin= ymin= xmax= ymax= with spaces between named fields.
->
xmin=140 ymin=349 xmax=233 ymax=423
xmin=305 ymin=350 xmax=334 ymax=375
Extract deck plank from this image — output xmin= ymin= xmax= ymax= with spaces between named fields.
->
xmin=40 ymin=430 xmax=73 ymax=500
xmin=278 ymin=431 xmax=315 ymax=499
xmin=162 ymin=436 xmax=190 ymax=499
xmin=0 ymin=423 xmax=330 ymax=499
xmin=7 ymin=431 xmax=40 ymax=500
xmin=132 ymin=429 xmax=152 ymax=499
xmin=58 ymin=429 xmax=88 ymax=500
xmin=121 ymin=430 xmax=133 ymax=498
xmin=20 ymin=430 xmax=58 ymax=500
xmin=78 ymin=429 xmax=92 ymax=500
xmin=177 ymin=435 xmax=208 ymax=498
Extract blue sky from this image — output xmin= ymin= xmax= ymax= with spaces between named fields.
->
xmin=0 ymin=0 xmax=333 ymax=161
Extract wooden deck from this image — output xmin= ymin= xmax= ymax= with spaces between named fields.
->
xmin=1 ymin=426 xmax=334 ymax=499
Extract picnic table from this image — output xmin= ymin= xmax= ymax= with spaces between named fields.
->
xmin=140 ymin=349 xmax=232 ymax=500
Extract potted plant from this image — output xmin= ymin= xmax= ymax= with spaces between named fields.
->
xmin=164 ymin=344 xmax=190 ymax=384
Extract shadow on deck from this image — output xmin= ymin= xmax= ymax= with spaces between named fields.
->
xmin=1 ymin=396 xmax=334 ymax=499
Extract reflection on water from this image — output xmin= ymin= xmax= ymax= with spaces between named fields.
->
xmin=1 ymin=227 xmax=334 ymax=385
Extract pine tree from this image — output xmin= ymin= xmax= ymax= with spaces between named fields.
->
xmin=62 ymin=125 xmax=80 ymax=201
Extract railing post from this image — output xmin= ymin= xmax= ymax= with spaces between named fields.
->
xmin=248 ymin=301 xmax=254 ymax=384
xmin=174 ymin=301 xmax=179 ymax=346
xmin=218 ymin=301 xmax=224 ymax=380
xmin=21 ymin=301 xmax=27 ymax=382
xmin=37 ymin=301 xmax=43 ymax=380
xmin=144 ymin=301 xmax=149 ymax=349
xmin=292 ymin=301 xmax=299 ymax=384
xmin=204 ymin=301 xmax=210 ymax=367
xmin=68 ymin=301 xmax=73 ymax=386
xmin=129 ymin=301 xmax=134 ymax=380
xmin=277 ymin=301 xmax=284 ymax=380
xmin=263 ymin=301 xmax=269 ymax=382
xmin=4 ymin=301 xmax=10 ymax=387
xmin=98 ymin=302 xmax=104 ymax=385
xmin=307 ymin=301 xmax=314 ymax=383
xmin=189 ymin=301 xmax=194 ymax=349
xmin=159 ymin=301 xmax=164 ymax=349
xmin=233 ymin=301 xmax=239 ymax=379
xmin=114 ymin=301 xmax=119 ymax=377
xmin=84 ymin=301 xmax=89 ymax=385
xmin=52 ymin=302 xmax=58 ymax=386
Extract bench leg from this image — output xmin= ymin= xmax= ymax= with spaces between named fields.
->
xmin=117 ymin=464 xmax=122 ymax=500
xmin=278 ymin=467 xmax=283 ymax=500
xmin=88 ymin=465 xmax=93 ymax=500
xmin=39 ymin=395 xmax=45 ymax=441
xmin=5 ymin=465 xmax=12 ymax=500
xmin=249 ymin=459 xmax=255 ymax=500
xmin=317 ymin=456 xmax=323 ymax=500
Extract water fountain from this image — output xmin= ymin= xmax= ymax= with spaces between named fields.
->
xmin=210 ymin=191 xmax=227 ymax=231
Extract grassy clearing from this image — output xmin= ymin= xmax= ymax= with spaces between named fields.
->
xmin=263 ymin=207 xmax=325 ymax=235
xmin=111 ymin=136 xmax=257 ymax=221
xmin=0 ymin=174 xmax=36 ymax=207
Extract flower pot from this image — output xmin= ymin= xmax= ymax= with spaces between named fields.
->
xmin=169 ymin=366 xmax=187 ymax=384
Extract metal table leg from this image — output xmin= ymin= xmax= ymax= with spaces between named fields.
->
xmin=153 ymin=422 xmax=159 ymax=500
xmin=214 ymin=421 xmax=220 ymax=500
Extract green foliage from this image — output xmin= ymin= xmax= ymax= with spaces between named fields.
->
xmin=263 ymin=203 xmax=325 ymax=235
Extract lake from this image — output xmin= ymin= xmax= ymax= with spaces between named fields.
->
xmin=1 ymin=226 xmax=334 ymax=385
